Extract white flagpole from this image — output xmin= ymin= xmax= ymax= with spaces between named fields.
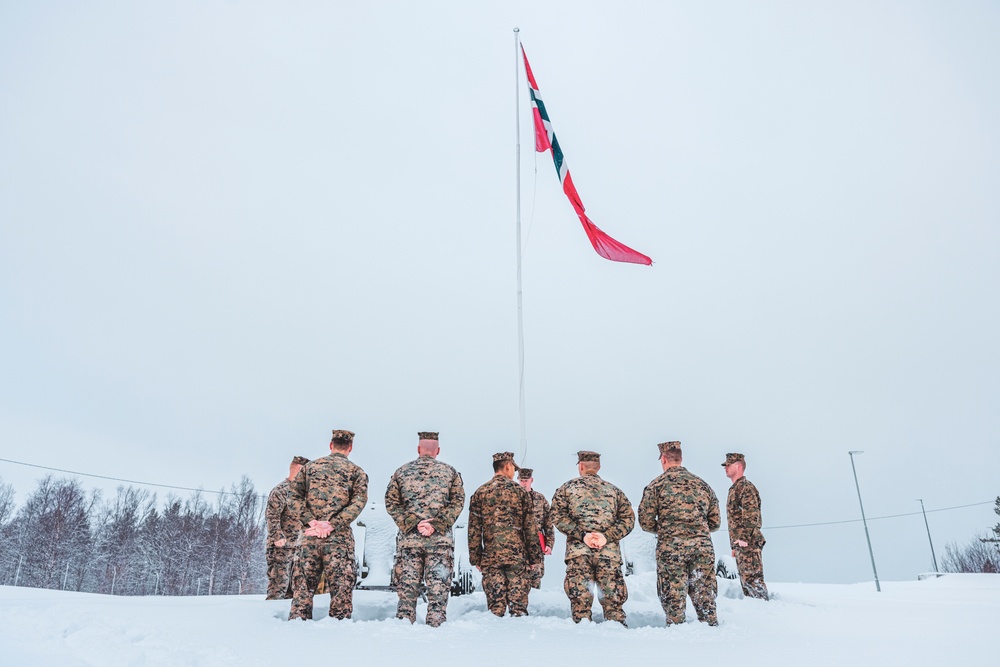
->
xmin=514 ymin=27 xmax=527 ymax=463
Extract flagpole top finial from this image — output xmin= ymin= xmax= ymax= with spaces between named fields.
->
xmin=513 ymin=27 xmax=519 ymax=33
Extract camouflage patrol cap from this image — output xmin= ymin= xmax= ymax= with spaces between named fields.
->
xmin=330 ymin=429 xmax=355 ymax=443
xmin=722 ymin=452 xmax=745 ymax=467
xmin=657 ymin=441 xmax=682 ymax=456
xmin=291 ymin=456 xmax=310 ymax=466
xmin=417 ymin=431 xmax=439 ymax=441
xmin=518 ymin=468 xmax=533 ymax=480
xmin=493 ymin=451 xmax=520 ymax=470
xmin=577 ymin=451 xmax=601 ymax=463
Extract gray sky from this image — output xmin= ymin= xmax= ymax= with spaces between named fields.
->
xmin=1 ymin=1 xmax=998 ymax=584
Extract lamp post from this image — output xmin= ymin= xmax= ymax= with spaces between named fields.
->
xmin=916 ymin=499 xmax=939 ymax=573
xmin=849 ymin=450 xmax=881 ymax=592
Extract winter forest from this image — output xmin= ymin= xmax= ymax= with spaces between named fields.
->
xmin=0 ymin=474 xmax=265 ymax=596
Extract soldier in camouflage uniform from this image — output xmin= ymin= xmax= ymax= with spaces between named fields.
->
xmin=287 ymin=429 xmax=368 ymax=621
xmin=385 ymin=431 xmax=465 ymax=627
xmin=639 ymin=441 xmax=721 ymax=626
xmin=265 ymin=455 xmax=309 ymax=600
xmin=550 ymin=451 xmax=634 ymax=625
xmin=723 ymin=452 xmax=769 ymax=600
xmin=518 ymin=467 xmax=554 ymax=589
xmin=468 ymin=452 xmax=543 ymax=616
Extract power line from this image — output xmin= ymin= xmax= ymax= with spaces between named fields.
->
xmin=762 ymin=501 xmax=995 ymax=530
xmin=0 ymin=457 xmax=263 ymax=499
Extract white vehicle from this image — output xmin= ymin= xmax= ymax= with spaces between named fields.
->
xmin=352 ymin=501 xmax=479 ymax=596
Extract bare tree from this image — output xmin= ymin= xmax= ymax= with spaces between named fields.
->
xmin=0 ymin=474 xmax=267 ymax=596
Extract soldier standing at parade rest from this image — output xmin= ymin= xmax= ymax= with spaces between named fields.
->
xmin=723 ymin=452 xmax=769 ymax=600
xmin=287 ymin=429 xmax=368 ymax=620
xmin=518 ymin=467 xmax=554 ymax=589
xmin=385 ymin=431 xmax=465 ymax=627
xmin=468 ymin=452 xmax=542 ymax=616
xmin=265 ymin=455 xmax=309 ymax=600
xmin=638 ymin=441 xmax=721 ymax=626
xmin=550 ymin=451 xmax=634 ymax=626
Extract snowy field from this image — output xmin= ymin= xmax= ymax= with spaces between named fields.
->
xmin=1 ymin=574 xmax=996 ymax=666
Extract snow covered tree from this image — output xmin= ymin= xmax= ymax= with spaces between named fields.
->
xmin=0 ymin=476 xmax=16 ymax=585
xmin=0 ymin=474 xmax=267 ymax=595
xmin=9 ymin=476 xmax=97 ymax=590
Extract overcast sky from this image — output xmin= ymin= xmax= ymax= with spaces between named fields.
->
xmin=2 ymin=1 xmax=998 ymax=585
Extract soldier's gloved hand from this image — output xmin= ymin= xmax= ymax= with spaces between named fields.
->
xmin=543 ymin=546 xmax=553 ymax=555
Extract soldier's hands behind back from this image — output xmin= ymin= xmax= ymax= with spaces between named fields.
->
xmin=304 ymin=520 xmax=333 ymax=538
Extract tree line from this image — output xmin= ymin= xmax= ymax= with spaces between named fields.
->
xmin=941 ymin=496 xmax=1000 ymax=574
xmin=0 ymin=474 xmax=266 ymax=596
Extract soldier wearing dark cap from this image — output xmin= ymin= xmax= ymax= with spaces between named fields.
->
xmin=287 ymin=429 xmax=368 ymax=620
xmin=518 ymin=467 xmax=554 ymax=589
xmin=265 ymin=455 xmax=309 ymax=600
xmin=550 ymin=451 xmax=635 ymax=625
xmin=385 ymin=431 xmax=465 ymax=627
xmin=639 ymin=441 xmax=721 ymax=626
xmin=723 ymin=452 xmax=769 ymax=600
xmin=468 ymin=452 xmax=542 ymax=617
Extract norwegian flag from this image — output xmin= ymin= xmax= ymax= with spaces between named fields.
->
xmin=521 ymin=46 xmax=652 ymax=266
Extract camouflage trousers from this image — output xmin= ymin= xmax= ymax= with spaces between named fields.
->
xmin=265 ymin=546 xmax=295 ymax=600
xmin=655 ymin=541 xmax=717 ymax=626
xmin=734 ymin=546 xmax=769 ymax=600
xmin=481 ymin=562 xmax=531 ymax=617
xmin=394 ymin=546 xmax=454 ymax=627
xmin=289 ymin=534 xmax=356 ymax=621
xmin=564 ymin=554 xmax=628 ymax=623
xmin=529 ymin=558 xmax=546 ymax=589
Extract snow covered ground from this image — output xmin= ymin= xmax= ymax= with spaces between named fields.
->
xmin=1 ymin=574 xmax=996 ymax=666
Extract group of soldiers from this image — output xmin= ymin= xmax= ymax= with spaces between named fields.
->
xmin=265 ymin=429 xmax=768 ymax=627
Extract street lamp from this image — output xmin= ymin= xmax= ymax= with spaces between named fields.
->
xmin=849 ymin=450 xmax=881 ymax=592
xmin=915 ymin=499 xmax=939 ymax=573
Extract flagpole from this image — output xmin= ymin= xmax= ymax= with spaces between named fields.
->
xmin=514 ymin=27 xmax=527 ymax=463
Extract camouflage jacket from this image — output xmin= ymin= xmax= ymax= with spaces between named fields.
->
xmin=550 ymin=474 xmax=634 ymax=563
xmin=265 ymin=478 xmax=300 ymax=547
xmin=468 ymin=474 xmax=542 ymax=568
xmin=727 ymin=476 xmax=765 ymax=549
xmin=530 ymin=489 xmax=556 ymax=553
xmin=384 ymin=455 xmax=465 ymax=549
xmin=287 ymin=452 xmax=369 ymax=540
xmin=638 ymin=466 xmax=720 ymax=547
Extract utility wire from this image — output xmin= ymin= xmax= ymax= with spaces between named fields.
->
xmin=762 ymin=501 xmax=995 ymax=531
xmin=0 ymin=457 xmax=263 ymax=499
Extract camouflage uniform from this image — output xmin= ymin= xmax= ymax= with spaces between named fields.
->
xmin=265 ymin=478 xmax=296 ymax=599
xmin=287 ymin=434 xmax=368 ymax=621
xmin=385 ymin=434 xmax=465 ymax=627
xmin=528 ymin=489 xmax=554 ymax=588
xmin=639 ymin=442 xmax=721 ymax=626
xmin=550 ymin=452 xmax=635 ymax=624
xmin=469 ymin=454 xmax=543 ymax=616
xmin=724 ymin=453 xmax=768 ymax=600
xmin=518 ymin=468 xmax=555 ymax=590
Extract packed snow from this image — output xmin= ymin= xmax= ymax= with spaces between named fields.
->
xmin=1 ymin=573 xmax=996 ymax=666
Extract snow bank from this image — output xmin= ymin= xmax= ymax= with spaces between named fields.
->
xmin=1 ymin=574 xmax=996 ymax=666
